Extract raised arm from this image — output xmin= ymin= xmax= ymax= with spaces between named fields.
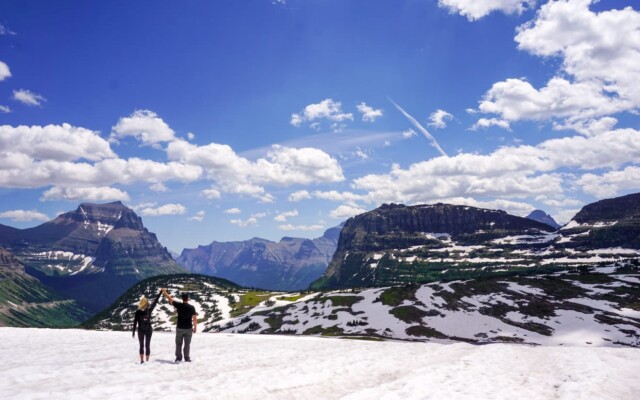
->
xmin=149 ymin=290 xmax=163 ymax=313
xmin=161 ymin=288 xmax=174 ymax=305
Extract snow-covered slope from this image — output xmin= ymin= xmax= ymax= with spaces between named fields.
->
xmin=0 ymin=328 xmax=637 ymax=400
xmin=88 ymin=267 xmax=640 ymax=347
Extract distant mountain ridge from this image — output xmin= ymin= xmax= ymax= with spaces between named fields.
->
xmin=312 ymin=196 xmax=640 ymax=290
xmin=176 ymin=226 xmax=341 ymax=290
xmin=0 ymin=201 xmax=185 ymax=312
xmin=526 ymin=210 xmax=561 ymax=229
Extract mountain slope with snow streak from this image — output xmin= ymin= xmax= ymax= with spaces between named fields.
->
xmin=87 ymin=267 xmax=640 ymax=347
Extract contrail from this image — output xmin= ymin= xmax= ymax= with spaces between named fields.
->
xmin=388 ymin=97 xmax=448 ymax=157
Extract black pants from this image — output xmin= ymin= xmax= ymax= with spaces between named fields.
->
xmin=138 ymin=330 xmax=152 ymax=355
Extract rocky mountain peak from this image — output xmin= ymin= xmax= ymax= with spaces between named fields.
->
xmin=60 ymin=201 xmax=143 ymax=230
xmin=526 ymin=209 xmax=561 ymax=229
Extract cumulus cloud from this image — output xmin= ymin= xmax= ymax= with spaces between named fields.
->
xmin=356 ymin=102 xmax=383 ymax=122
xmin=290 ymin=99 xmax=353 ymax=130
xmin=111 ymin=110 xmax=176 ymax=145
xmin=0 ymin=105 xmax=11 ymax=114
xmin=230 ymin=212 xmax=267 ymax=227
xmin=274 ymin=210 xmax=298 ymax=222
xmin=139 ymin=203 xmax=187 ymax=216
xmin=438 ymin=0 xmax=536 ymax=21
xmin=428 ymin=110 xmax=453 ymax=129
xmin=329 ymin=204 xmax=366 ymax=219
xmin=0 ymin=209 xmax=49 ymax=222
xmin=168 ymin=139 xmax=343 ymax=201
xmin=0 ymin=124 xmax=116 ymax=162
xmin=351 ymin=127 xmax=640 ymax=207
xmin=13 ymin=89 xmax=46 ymax=107
xmin=402 ymin=129 xmax=417 ymax=139
xmin=201 ymin=187 xmax=221 ymax=199
xmin=470 ymin=117 xmax=511 ymax=131
xmin=475 ymin=1 xmax=640 ymax=131
xmin=278 ymin=224 xmax=325 ymax=231
xmin=188 ymin=210 xmax=206 ymax=222
xmin=288 ymin=190 xmax=311 ymax=202
xmin=40 ymin=186 xmax=130 ymax=202
xmin=149 ymin=182 xmax=169 ymax=192
xmin=577 ymin=166 xmax=640 ymax=198
xmin=224 ymin=208 xmax=241 ymax=214
xmin=0 ymin=61 xmax=11 ymax=81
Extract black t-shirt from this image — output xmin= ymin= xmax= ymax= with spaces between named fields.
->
xmin=173 ymin=301 xmax=197 ymax=329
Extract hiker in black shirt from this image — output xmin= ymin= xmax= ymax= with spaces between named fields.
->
xmin=161 ymin=288 xmax=197 ymax=362
xmin=132 ymin=290 xmax=162 ymax=364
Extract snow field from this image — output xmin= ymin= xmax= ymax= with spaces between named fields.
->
xmin=0 ymin=328 xmax=638 ymax=400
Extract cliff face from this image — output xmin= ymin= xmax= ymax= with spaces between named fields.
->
xmin=177 ymin=227 xmax=340 ymax=291
xmin=0 ymin=202 xmax=185 ymax=312
xmin=0 ymin=247 xmax=92 ymax=327
xmin=559 ymin=193 xmax=640 ymax=249
xmin=311 ymin=198 xmax=640 ymax=290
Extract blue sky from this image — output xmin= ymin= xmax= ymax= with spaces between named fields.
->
xmin=1 ymin=0 xmax=639 ymax=253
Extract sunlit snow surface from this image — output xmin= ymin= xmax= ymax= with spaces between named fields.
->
xmin=0 ymin=328 xmax=638 ymax=400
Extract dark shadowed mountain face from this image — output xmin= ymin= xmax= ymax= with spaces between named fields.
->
xmin=176 ymin=226 xmax=341 ymax=291
xmin=311 ymin=199 xmax=640 ymax=290
xmin=0 ymin=202 xmax=185 ymax=312
xmin=0 ymin=247 xmax=92 ymax=327
xmin=559 ymin=192 xmax=640 ymax=249
xmin=526 ymin=210 xmax=561 ymax=230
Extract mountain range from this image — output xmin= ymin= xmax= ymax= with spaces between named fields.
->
xmin=176 ymin=226 xmax=341 ymax=291
xmin=0 ymin=202 xmax=185 ymax=313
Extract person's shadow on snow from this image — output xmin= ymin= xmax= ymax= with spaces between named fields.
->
xmin=155 ymin=359 xmax=177 ymax=364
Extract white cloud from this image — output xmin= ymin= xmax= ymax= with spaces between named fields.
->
xmin=356 ymin=102 xmax=383 ymax=122
xmin=40 ymin=186 xmax=130 ymax=202
xmin=470 ymin=117 xmax=511 ymax=131
xmin=0 ymin=123 xmax=116 ymax=162
xmin=0 ymin=209 xmax=49 ymax=222
xmin=224 ymin=208 xmax=241 ymax=214
xmin=278 ymin=224 xmax=325 ymax=231
xmin=149 ymin=182 xmax=169 ymax=192
xmin=0 ymin=24 xmax=15 ymax=35
xmin=351 ymin=127 xmax=640 ymax=206
xmin=329 ymin=204 xmax=366 ymax=219
xmin=168 ymin=140 xmax=343 ymax=201
xmin=274 ymin=209 xmax=298 ymax=222
xmin=402 ymin=129 xmax=417 ymax=139
xmin=201 ymin=187 xmax=221 ymax=199
xmin=389 ymin=98 xmax=448 ymax=157
xmin=111 ymin=110 xmax=176 ymax=145
xmin=13 ymin=89 xmax=46 ymax=107
xmin=428 ymin=109 xmax=453 ymax=129
xmin=188 ymin=210 xmax=206 ymax=222
xmin=476 ymin=1 xmax=640 ymax=131
xmin=230 ymin=217 xmax=258 ymax=227
xmin=0 ymin=105 xmax=11 ymax=113
xmin=288 ymin=190 xmax=311 ymax=202
xmin=187 ymin=132 xmax=195 ymax=140
xmin=577 ymin=166 xmax=640 ymax=198
xmin=313 ymin=190 xmax=366 ymax=205
xmin=438 ymin=0 xmax=536 ymax=21
xmin=290 ymin=99 xmax=353 ymax=130
xmin=0 ymin=61 xmax=11 ymax=81
xmin=139 ymin=203 xmax=187 ymax=216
